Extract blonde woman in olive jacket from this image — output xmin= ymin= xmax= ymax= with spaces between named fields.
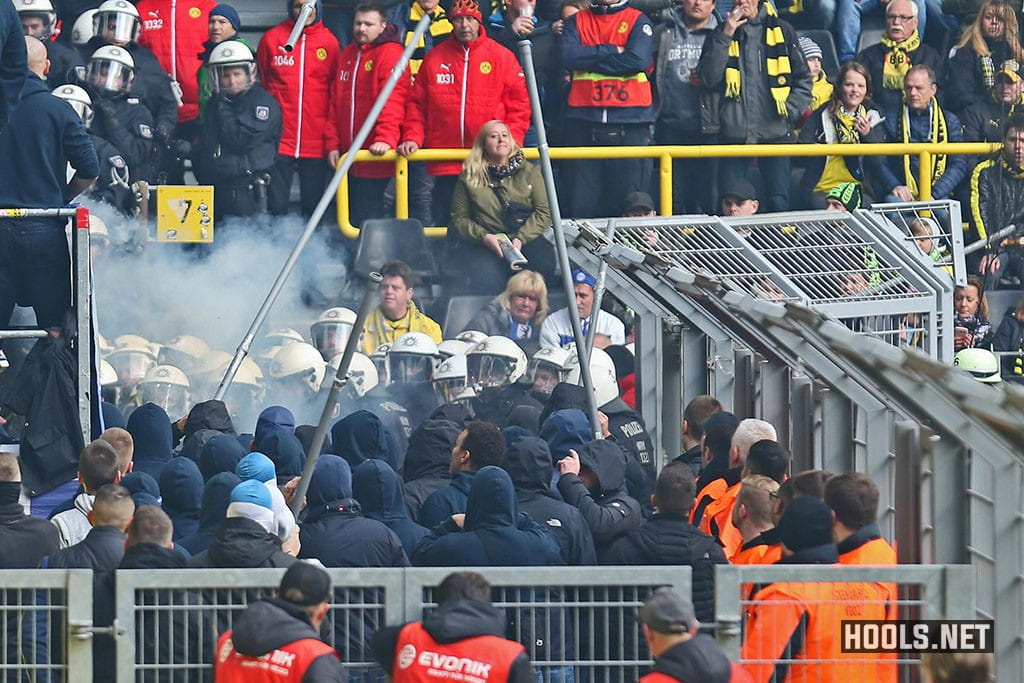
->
xmin=446 ymin=120 xmax=556 ymax=296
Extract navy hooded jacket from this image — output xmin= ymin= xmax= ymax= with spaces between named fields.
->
xmin=198 ymin=433 xmax=247 ymax=481
xmin=412 ymin=466 xmax=561 ymax=567
xmin=352 ymin=459 xmax=427 ymax=558
xmin=254 ymin=429 xmax=305 ymax=483
xmin=505 ymin=437 xmax=596 ymax=565
xmin=127 ymin=402 xmax=174 ymax=480
xmin=403 ymin=419 xmax=460 ymax=520
xmin=158 ymin=457 xmax=204 ymax=541
xmin=417 ymin=470 xmax=476 ymax=529
xmin=178 ymin=472 xmax=242 ymax=555
xmin=254 ymin=406 xmax=295 ymax=444
xmin=299 ymin=455 xmax=409 ymax=568
xmin=119 ymin=471 xmax=162 ymax=508
xmin=330 ymin=410 xmax=401 ymax=472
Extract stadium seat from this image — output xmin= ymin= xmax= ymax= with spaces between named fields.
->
xmin=798 ymin=29 xmax=840 ymax=80
xmin=443 ymin=295 xmax=493 ymax=337
xmin=352 ymin=218 xmax=438 ymax=284
xmin=984 ymin=288 xmax=1023 ymax=321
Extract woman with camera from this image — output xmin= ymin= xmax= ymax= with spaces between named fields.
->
xmin=446 ymin=120 xmax=555 ymax=296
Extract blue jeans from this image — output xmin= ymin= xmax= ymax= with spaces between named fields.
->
xmin=535 ymin=665 xmax=576 ymax=683
xmin=835 ymin=0 xmax=927 ymax=63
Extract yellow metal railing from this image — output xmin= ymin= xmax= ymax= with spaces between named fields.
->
xmin=335 ymin=142 xmax=1002 ymax=238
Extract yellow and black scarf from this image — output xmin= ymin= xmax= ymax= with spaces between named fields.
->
xmin=1000 ymin=155 xmax=1024 ymax=179
xmin=881 ymin=29 xmax=921 ymax=91
xmin=901 ymin=101 xmax=948 ymax=198
xmin=405 ymin=4 xmax=452 ymax=74
xmin=832 ymin=104 xmax=866 ymax=143
xmin=724 ymin=2 xmax=793 ymax=117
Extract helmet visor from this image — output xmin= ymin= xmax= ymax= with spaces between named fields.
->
xmin=209 ymin=62 xmax=256 ymax=96
xmin=140 ymin=382 xmax=189 ymax=418
xmin=20 ymin=11 xmax=56 ymax=39
xmin=109 ymin=352 xmax=154 ymax=386
xmin=311 ymin=322 xmax=353 ymax=360
xmin=434 ymin=377 xmax=468 ymax=404
xmin=95 ymin=10 xmax=139 ymax=42
xmin=158 ymin=347 xmax=200 ymax=373
xmin=87 ymin=58 xmax=133 ymax=94
xmin=467 ymin=355 xmax=514 ymax=389
xmin=527 ymin=359 xmax=563 ymax=396
xmin=224 ymin=383 xmax=263 ymax=419
xmin=388 ymin=353 xmax=433 ymax=384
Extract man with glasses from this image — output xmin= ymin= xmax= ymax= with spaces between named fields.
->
xmin=853 ymin=0 xmax=943 ymax=113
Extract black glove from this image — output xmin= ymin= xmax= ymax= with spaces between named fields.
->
xmin=92 ymin=96 xmax=119 ymax=129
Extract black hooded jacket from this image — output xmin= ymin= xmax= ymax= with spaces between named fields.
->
xmin=175 ymin=399 xmax=236 ymax=447
xmin=224 ymin=599 xmax=345 ymax=681
xmin=158 ymin=457 xmax=203 ymax=541
xmin=198 ymin=434 xmax=247 ymax=481
xmin=178 ymin=472 xmax=242 ymax=555
xmin=352 ymin=459 xmax=428 ymax=558
xmin=403 ymin=419 xmax=461 ymax=519
xmin=127 ymin=402 xmax=175 ymax=480
xmin=646 ymin=634 xmax=735 ymax=683
xmin=505 ymin=436 xmax=596 ymax=565
xmin=330 ymin=410 xmax=403 ymax=473
xmin=604 ymin=514 xmax=727 ymax=623
xmin=371 ymin=599 xmax=533 ymax=683
xmin=556 ymin=439 xmax=642 ymax=561
xmin=187 ymin=516 xmax=295 ymax=569
xmin=470 ymin=381 xmax=543 ymax=432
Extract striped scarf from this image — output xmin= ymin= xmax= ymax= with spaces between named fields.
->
xmin=881 ymin=30 xmax=921 ymax=91
xmin=724 ymin=2 xmax=793 ymax=118
xmin=832 ymin=104 xmax=866 ymax=143
xmin=405 ymin=4 xmax=453 ymax=74
xmin=901 ymin=101 xmax=948 ymax=198
xmin=981 ymin=54 xmax=996 ymax=90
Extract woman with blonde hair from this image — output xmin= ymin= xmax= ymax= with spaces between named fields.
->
xmin=947 ymin=0 xmax=1024 ymax=113
xmin=446 ymin=120 xmax=555 ymax=296
xmin=463 ymin=270 xmax=549 ymax=353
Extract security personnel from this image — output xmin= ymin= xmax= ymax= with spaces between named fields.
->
xmin=52 ymin=83 xmax=138 ymax=217
xmin=372 ymin=571 xmax=533 ymax=683
xmin=466 ymin=336 xmax=541 ymax=430
xmin=561 ymin=0 xmax=655 ymax=218
xmin=83 ymin=45 xmax=158 ymax=183
xmin=191 ymin=40 xmax=282 ymax=219
xmin=15 ymin=0 xmax=83 ymax=86
xmin=215 ymin=561 xmax=345 ymax=680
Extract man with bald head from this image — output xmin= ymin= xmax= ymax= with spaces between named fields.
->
xmin=100 ymin=427 xmax=134 ymax=475
xmin=0 ymin=35 xmax=98 ymax=337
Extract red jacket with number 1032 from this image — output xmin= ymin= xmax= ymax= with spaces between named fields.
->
xmin=257 ymin=17 xmax=341 ymax=159
xmin=325 ymin=25 xmax=409 ymax=179
xmin=400 ymin=25 xmax=530 ymax=177
xmin=135 ymin=0 xmax=217 ymax=123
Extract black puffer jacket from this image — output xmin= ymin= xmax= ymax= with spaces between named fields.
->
xmin=603 ymin=514 xmax=727 ymax=623
xmin=186 ymin=517 xmax=295 ymax=568
xmin=646 ymin=634 xmax=734 ymax=683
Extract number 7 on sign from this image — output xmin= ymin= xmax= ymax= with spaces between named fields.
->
xmin=168 ymin=198 xmax=193 ymax=223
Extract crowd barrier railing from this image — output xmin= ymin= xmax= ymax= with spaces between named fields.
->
xmin=334 ymin=142 xmax=1001 ymax=238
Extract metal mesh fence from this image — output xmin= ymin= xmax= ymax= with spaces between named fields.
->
xmin=863 ymin=200 xmax=966 ymax=286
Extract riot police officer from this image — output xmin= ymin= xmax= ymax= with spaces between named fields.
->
xmin=15 ymin=0 xmax=83 ymax=86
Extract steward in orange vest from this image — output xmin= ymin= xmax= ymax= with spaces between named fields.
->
xmin=214 ymin=561 xmax=345 ymax=681
xmin=690 ymin=412 xmax=741 ymax=524
xmin=372 ymin=571 xmax=533 ymax=683
xmin=730 ymin=475 xmax=783 ymax=566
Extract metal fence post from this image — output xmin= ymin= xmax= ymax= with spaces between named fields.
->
xmin=714 ymin=565 xmax=742 ymax=661
xmin=65 ymin=569 xmax=94 ymax=681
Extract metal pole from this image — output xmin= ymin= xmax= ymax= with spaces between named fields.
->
xmin=0 ymin=208 xmax=81 ymax=217
xmin=282 ymin=1 xmax=316 ymax=52
xmin=214 ymin=13 xmax=433 ymax=401
xmin=584 ymin=218 xmax=617 ymax=360
xmin=963 ymin=224 xmax=1017 ymax=254
xmin=517 ymin=40 xmax=601 ymax=438
xmin=289 ymin=272 xmax=382 ymax=517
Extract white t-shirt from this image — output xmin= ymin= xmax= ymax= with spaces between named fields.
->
xmin=539 ymin=307 xmax=626 ymax=348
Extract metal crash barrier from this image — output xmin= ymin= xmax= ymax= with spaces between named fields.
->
xmin=334 ymin=142 xmax=999 ymax=237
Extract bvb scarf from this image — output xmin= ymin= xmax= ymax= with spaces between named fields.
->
xmin=1000 ymin=155 xmax=1024 ymax=179
xmin=881 ymin=29 xmax=921 ymax=91
xmin=724 ymin=2 xmax=793 ymax=117
xmin=901 ymin=101 xmax=948 ymax=198
xmin=832 ymin=105 xmax=866 ymax=143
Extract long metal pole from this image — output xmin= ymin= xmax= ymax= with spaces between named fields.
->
xmin=282 ymin=1 xmax=316 ymax=52
xmin=215 ymin=14 xmax=433 ymax=401
xmin=517 ymin=40 xmax=601 ymax=438
xmin=584 ymin=218 xmax=617 ymax=360
xmin=289 ymin=272 xmax=382 ymax=517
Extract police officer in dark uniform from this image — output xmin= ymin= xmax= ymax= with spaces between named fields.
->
xmin=53 ymin=83 xmax=137 ymax=216
xmin=466 ymin=336 xmax=542 ymax=430
xmin=15 ymin=0 xmax=83 ymax=87
xmin=82 ymin=45 xmax=157 ymax=183
xmin=191 ymin=39 xmax=280 ymax=219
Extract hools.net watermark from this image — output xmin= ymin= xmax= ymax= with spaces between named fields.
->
xmin=842 ymin=620 xmax=994 ymax=653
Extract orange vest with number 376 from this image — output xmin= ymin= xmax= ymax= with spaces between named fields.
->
xmin=567 ymin=9 xmax=652 ymax=108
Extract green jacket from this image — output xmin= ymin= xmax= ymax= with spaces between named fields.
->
xmin=450 ymin=161 xmax=551 ymax=244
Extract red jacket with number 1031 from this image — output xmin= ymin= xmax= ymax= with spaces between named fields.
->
xmin=257 ymin=17 xmax=341 ymax=159
xmin=400 ymin=25 xmax=531 ymax=177
xmin=325 ymin=25 xmax=409 ymax=179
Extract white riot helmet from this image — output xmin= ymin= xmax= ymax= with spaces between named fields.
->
xmin=455 ymin=330 xmax=488 ymax=346
xmin=158 ymin=334 xmax=210 ymax=374
xmin=87 ymin=45 xmax=135 ymax=95
xmin=99 ymin=358 xmax=120 ymax=406
xmin=93 ymin=0 xmax=140 ymax=44
xmin=207 ymin=40 xmax=257 ymax=96
xmin=466 ymin=336 xmax=528 ymax=390
xmin=16 ymin=0 xmax=57 ymax=40
xmin=54 ymin=84 xmax=94 ymax=128
xmin=310 ymin=307 xmax=356 ymax=361
xmin=326 ymin=352 xmax=379 ymax=397
xmin=71 ymin=9 xmax=97 ymax=45
xmin=370 ymin=342 xmax=391 ymax=384
xmin=218 ymin=357 xmax=265 ymax=421
xmin=268 ymin=342 xmax=326 ymax=393
xmin=433 ymin=354 xmax=473 ymax=404
xmin=437 ymin=339 xmax=471 ymax=360
xmin=266 ymin=327 xmax=305 ymax=346
xmin=139 ymin=364 xmax=191 ymax=418
xmin=107 ymin=337 xmax=157 ymax=388
xmin=388 ymin=332 xmax=438 ymax=385
xmin=566 ymin=345 xmax=619 ymax=406
xmin=527 ymin=346 xmax=573 ymax=397
xmin=254 ymin=344 xmax=281 ymax=374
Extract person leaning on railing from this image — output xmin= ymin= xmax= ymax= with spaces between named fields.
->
xmin=797 ymin=61 xmax=885 ymax=209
